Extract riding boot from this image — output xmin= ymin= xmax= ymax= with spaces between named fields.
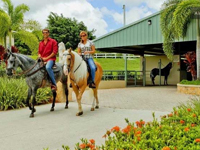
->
xmin=89 ymin=82 xmax=96 ymax=88
xmin=51 ymin=84 xmax=57 ymax=91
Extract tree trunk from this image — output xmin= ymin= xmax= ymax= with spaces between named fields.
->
xmin=3 ymin=35 xmax=6 ymax=48
xmin=196 ymin=14 xmax=200 ymax=79
xmin=9 ymin=30 xmax=12 ymax=48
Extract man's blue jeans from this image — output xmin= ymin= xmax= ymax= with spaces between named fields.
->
xmin=86 ymin=58 xmax=96 ymax=82
xmin=46 ymin=60 xmax=56 ymax=86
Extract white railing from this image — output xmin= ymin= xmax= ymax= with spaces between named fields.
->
xmin=94 ymin=53 xmax=139 ymax=59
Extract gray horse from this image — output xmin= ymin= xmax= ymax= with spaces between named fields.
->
xmin=6 ymin=50 xmax=69 ymax=117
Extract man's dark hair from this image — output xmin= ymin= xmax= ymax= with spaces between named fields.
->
xmin=42 ymin=29 xmax=49 ymax=33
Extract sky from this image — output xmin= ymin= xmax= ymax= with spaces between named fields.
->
xmin=0 ymin=0 xmax=165 ymax=37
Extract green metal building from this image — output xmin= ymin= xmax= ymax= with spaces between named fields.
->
xmin=93 ymin=11 xmax=199 ymax=85
xmin=93 ymin=11 xmax=198 ymax=56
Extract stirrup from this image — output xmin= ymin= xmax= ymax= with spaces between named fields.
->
xmin=89 ymin=82 xmax=96 ymax=88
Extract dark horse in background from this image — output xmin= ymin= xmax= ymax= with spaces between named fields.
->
xmin=150 ymin=62 xmax=172 ymax=85
xmin=5 ymin=50 xmax=69 ymax=117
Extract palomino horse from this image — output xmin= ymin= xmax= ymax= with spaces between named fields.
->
xmin=63 ymin=48 xmax=103 ymax=116
xmin=6 ymin=50 xmax=69 ymax=117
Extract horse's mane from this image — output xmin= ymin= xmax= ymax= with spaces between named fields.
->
xmin=13 ymin=53 xmax=35 ymax=65
xmin=163 ymin=62 xmax=172 ymax=70
xmin=70 ymin=51 xmax=87 ymax=82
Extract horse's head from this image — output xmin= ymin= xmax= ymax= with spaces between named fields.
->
xmin=168 ymin=62 xmax=173 ymax=69
xmin=6 ymin=50 xmax=20 ymax=76
xmin=63 ymin=48 xmax=73 ymax=68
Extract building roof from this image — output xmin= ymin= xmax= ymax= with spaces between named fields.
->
xmin=93 ymin=11 xmax=197 ymax=55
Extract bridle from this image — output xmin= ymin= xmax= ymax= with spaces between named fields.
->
xmin=6 ymin=53 xmax=45 ymax=77
xmin=64 ymin=53 xmax=83 ymax=73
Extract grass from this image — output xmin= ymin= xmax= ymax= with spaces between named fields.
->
xmin=94 ymin=58 xmax=140 ymax=71
xmin=30 ymin=55 xmax=140 ymax=71
xmin=180 ymin=80 xmax=200 ymax=85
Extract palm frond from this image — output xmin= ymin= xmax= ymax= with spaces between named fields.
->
xmin=160 ymin=0 xmax=182 ymax=60
xmin=2 ymin=0 xmax=13 ymax=17
xmin=0 ymin=11 xmax=11 ymax=38
xmin=12 ymin=4 xmax=29 ymax=30
xmin=14 ymin=31 xmax=39 ymax=54
xmin=173 ymin=0 xmax=200 ymax=38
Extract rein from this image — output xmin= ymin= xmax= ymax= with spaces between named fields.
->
xmin=67 ymin=54 xmax=83 ymax=73
xmin=14 ymin=58 xmax=44 ymax=77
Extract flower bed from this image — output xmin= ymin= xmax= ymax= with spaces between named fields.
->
xmin=44 ymin=98 xmax=200 ymax=150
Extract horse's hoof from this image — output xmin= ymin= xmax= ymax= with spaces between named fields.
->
xmin=29 ymin=114 xmax=34 ymax=118
xmin=50 ymin=108 xmax=54 ymax=111
xmin=65 ymin=105 xmax=68 ymax=109
xmin=91 ymin=108 xmax=95 ymax=111
xmin=95 ymin=106 xmax=99 ymax=109
xmin=76 ymin=111 xmax=83 ymax=116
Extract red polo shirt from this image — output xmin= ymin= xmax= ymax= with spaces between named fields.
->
xmin=38 ymin=38 xmax=58 ymax=61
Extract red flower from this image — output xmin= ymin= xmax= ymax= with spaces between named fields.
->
xmin=184 ymin=127 xmax=189 ymax=132
xmin=195 ymin=139 xmax=200 ymax=142
xmin=136 ymin=130 xmax=142 ymax=135
xmin=168 ymin=113 xmax=173 ymax=117
xmin=187 ymin=108 xmax=191 ymax=112
xmin=162 ymin=146 xmax=170 ymax=150
xmin=111 ymin=126 xmax=120 ymax=132
xmin=137 ymin=137 xmax=141 ymax=141
xmin=89 ymin=139 xmax=95 ymax=144
xmin=79 ymin=143 xmax=86 ymax=149
xmin=191 ymin=124 xmax=196 ymax=127
xmin=122 ymin=127 xmax=129 ymax=134
xmin=180 ymin=120 xmax=185 ymax=124
xmin=193 ymin=114 xmax=196 ymax=117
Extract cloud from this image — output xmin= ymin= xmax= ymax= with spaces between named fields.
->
xmin=101 ymin=6 xmax=152 ymax=25
xmin=114 ymin=0 xmax=165 ymax=11
xmin=0 ymin=0 xmax=108 ymax=37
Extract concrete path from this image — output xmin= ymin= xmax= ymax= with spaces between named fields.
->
xmin=0 ymin=86 xmax=192 ymax=150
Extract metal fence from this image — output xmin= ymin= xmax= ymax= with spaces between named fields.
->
xmin=102 ymin=70 xmax=148 ymax=86
xmin=94 ymin=53 xmax=139 ymax=59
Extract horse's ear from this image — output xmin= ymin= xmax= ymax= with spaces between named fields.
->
xmin=69 ymin=47 xmax=72 ymax=53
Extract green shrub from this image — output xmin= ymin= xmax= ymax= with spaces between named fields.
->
xmin=180 ymin=80 xmax=200 ymax=85
xmin=0 ymin=77 xmax=27 ymax=110
xmin=47 ymin=98 xmax=200 ymax=150
xmin=0 ymin=77 xmax=52 ymax=110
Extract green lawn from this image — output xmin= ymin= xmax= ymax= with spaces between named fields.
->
xmin=94 ymin=58 xmax=140 ymax=71
xmin=30 ymin=56 xmax=140 ymax=71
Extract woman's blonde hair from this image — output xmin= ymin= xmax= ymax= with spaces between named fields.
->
xmin=80 ymin=31 xmax=88 ymax=36
xmin=80 ymin=31 xmax=88 ymax=43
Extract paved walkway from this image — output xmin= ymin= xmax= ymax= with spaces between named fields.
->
xmin=0 ymin=86 xmax=192 ymax=150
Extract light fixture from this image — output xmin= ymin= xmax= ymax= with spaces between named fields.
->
xmin=148 ymin=20 xmax=152 ymax=25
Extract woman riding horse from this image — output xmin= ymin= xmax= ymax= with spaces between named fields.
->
xmin=77 ymin=31 xmax=96 ymax=88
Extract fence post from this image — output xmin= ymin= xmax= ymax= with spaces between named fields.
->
xmin=134 ymin=71 xmax=137 ymax=86
xmin=142 ymin=57 xmax=146 ymax=87
xmin=159 ymin=59 xmax=161 ymax=86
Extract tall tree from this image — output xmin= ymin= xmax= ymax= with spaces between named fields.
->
xmin=47 ymin=12 xmax=96 ymax=50
xmin=0 ymin=0 xmax=40 ymax=54
xmin=161 ymin=0 xmax=200 ymax=78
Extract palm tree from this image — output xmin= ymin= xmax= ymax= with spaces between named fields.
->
xmin=161 ymin=0 xmax=200 ymax=78
xmin=0 ymin=0 xmax=40 ymax=54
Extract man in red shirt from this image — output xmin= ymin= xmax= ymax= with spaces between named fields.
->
xmin=38 ymin=29 xmax=58 ymax=91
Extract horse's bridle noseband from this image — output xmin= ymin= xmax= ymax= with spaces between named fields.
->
xmin=64 ymin=53 xmax=83 ymax=73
